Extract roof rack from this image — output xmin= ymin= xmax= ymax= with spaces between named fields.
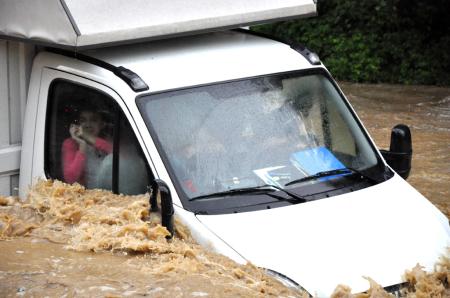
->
xmin=47 ymin=48 xmax=149 ymax=92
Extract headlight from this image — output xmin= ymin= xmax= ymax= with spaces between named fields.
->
xmin=265 ymin=269 xmax=312 ymax=297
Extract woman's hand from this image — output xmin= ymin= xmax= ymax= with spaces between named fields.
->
xmin=72 ymin=125 xmax=96 ymax=146
xmin=69 ymin=124 xmax=87 ymax=152
xmin=80 ymin=130 xmax=97 ymax=146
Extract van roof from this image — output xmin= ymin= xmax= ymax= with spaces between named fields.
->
xmin=0 ymin=0 xmax=316 ymax=50
xmin=77 ymin=30 xmax=317 ymax=92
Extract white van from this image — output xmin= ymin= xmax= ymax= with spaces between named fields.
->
xmin=1 ymin=1 xmax=449 ymax=296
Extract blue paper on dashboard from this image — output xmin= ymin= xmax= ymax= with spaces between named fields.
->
xmin=290 ymin=146 xmax=345 ymax=175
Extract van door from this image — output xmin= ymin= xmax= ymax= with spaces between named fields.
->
xmin=29 ymin=68 xmax=154 ymax=195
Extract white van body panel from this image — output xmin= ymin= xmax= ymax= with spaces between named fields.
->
xmin=196 ymin=174 xmax=450 ymax=297
xmin=1 ymin=41 xmax=35 ymax=196
xmin=174 ymin=205 xmax=247 ymax=263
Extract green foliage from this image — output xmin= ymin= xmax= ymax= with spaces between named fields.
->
xmin=252 ymin=0 xmax=450 ymax=86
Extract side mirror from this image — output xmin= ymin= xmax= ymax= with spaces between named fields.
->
xmin=380 ymin=124 xmax=412 ymax=179
xmin=149 ymin=179 xmax=174 ymax=239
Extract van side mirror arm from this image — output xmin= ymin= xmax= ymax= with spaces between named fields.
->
xmin=149 ymin=179 xmax=174 ymax=238
xmin=380 ymin=124 xmax=412 ymax=179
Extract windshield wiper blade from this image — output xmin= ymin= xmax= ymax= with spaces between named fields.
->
xmin=285 ymin=167 xmax=375 ymax=187
xmin=189 ymin=186 xmax=268 ymax=201
xmin=189 ymin=184 xmax=306 ymax=202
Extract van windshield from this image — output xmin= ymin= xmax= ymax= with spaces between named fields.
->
xmin=138 ymin=72 xmax=383 ymax=207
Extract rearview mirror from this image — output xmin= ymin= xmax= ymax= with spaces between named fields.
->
xmin=380 ymin=124 xmax=412 ymax=179
xmin=149 ymin=179 xmax=174 ymax=238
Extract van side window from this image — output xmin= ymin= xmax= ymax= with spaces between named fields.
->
xmin=45 ymin=80 xmax=152 ymax=195
xmin=96 ymin=117 xmax=151 ymax=195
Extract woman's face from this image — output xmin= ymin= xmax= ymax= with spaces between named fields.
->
xmin=79 ymin=111 xmax=103 ymax=136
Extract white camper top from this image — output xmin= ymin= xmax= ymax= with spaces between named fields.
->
xmin=0 ymin=0 xmax=316 ymax=49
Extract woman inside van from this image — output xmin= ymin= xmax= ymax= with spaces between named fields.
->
xmin=62 ymin=106 xmax=112 ymax=188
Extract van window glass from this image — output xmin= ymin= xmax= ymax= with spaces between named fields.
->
xmin=138 ymin=73 xmax=381 ymax=203
xmin=96 ymin=117 xmax=151 ymax=195
xmin=46 ymin=80 xmax=151 ymax=195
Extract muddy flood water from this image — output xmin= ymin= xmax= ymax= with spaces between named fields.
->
xmin=1 ymin=84 xmax=450 ymax=297
xmin=341 ymin=83 xmax=450 ymax=217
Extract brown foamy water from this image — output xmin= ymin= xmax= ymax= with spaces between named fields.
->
xmin=1 ymin=84 xmax=450 ymax=297
xmin=0 ymin=180 xmax=307 ymax=297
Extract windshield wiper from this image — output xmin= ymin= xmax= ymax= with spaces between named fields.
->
xmin=285 ymin=167 xmax=376 ymax=187
xmin=189 ymin=184 xmax=306 ymax=203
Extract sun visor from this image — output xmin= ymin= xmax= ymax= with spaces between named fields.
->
xmin=0 ymin=0 xmax=316 ymax=49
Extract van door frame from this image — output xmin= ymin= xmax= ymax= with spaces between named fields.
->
xmin=30 ymin=67 xmax=158 ymax=192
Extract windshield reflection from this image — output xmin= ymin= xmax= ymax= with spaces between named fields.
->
xmin=138 ymin=72 xmax=380 ymax=203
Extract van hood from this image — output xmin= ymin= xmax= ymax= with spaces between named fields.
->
xmin=196 ymin=175 xmax=449 ymax=297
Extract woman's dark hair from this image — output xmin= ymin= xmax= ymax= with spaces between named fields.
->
xmin=72 ymin=102 xmax=98 ymax=123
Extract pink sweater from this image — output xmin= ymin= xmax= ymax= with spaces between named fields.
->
xmin=62 ymin=137 xmax=112 ymax=184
